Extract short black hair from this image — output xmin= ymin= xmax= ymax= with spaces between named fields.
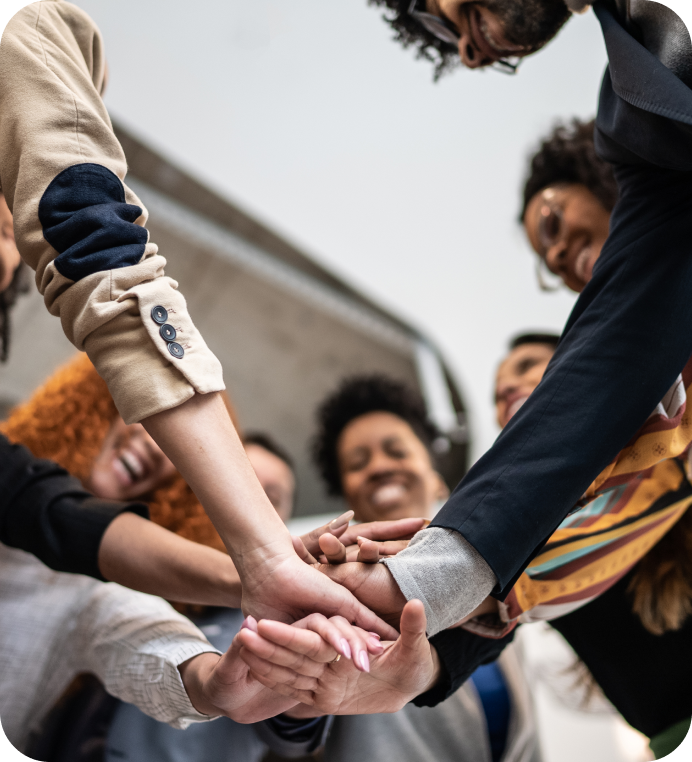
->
xmin=243 ymin=432 xmax=294 ymax=472
xmin=313 ymin=375 xmax=440 ymax=496
xmin=0 ymin=262 xmax=29 ymax=363
xmin=369 ymin=0 xmax=570 ymax=81
xmin=521 ymin=118 xmax=618 ymax=220
xmin=509 ymin=331 xmax=560 ymax=351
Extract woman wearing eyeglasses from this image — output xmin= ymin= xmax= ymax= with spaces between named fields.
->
xmin=521 ymin=119 xmax=617 ymax=294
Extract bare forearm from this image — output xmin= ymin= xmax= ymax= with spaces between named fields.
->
xmin=98 ymin=512 xmax=242 ymax=607
xmin=141 ymin=393 xmax=292 ymax=571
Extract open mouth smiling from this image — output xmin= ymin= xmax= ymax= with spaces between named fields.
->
xmin=467 ymin=5 xmax=527 ymax=61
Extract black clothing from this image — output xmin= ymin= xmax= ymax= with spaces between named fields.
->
xmin=432 ymin=0 xmax=692 ymax=598
xmin=550 ymin=570 xmax=692 ymax=739
xmin=413 ymin=628 xmax=516 ymax=709
xmin=0 ymin=434 xmax=147 ymax=580
xmin=419 ymin=570 xmax=692 ymax=738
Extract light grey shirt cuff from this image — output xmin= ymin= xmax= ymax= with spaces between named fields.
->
xmin=383 ymin=527 xmax=497 ymax=637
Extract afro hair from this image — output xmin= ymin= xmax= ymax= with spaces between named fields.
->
xmin=313 ymin=375 xmax=440 ymax=496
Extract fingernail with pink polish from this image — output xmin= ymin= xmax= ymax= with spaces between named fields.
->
xmin=359 ymin=651 xmax=370 ymax=673
xmin=368 ymin=632 xmax=381 ymax=640
xmin=340 ymin=639 xmax=352 ymax=660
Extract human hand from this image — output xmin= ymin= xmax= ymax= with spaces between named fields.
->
xmin=298 ymin=515 xmax=426 ymax=560
xmin=239 ymin=548 xmax=399 ymax=639
xmin=315 ymin=559 xmax=408 ymax=630
xmin=239 ymin=600 xmax=440 ymax=715
xmin=318 ymin=534 xmax=410 ymax=564
xmin=180 ymin=613 xmax=383 ymax=723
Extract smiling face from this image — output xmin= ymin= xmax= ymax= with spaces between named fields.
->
xmin=425 ymin=0 xmax=570 ymax=69
xmin=429 ymin=0 xmax=531 ymax=67
xmin=523 ymin=183 xmax=612 ymax=293
xmin=87 ymin=417 xmax=177 ymax=501
xmin=337 ymin=411 xmax=448 ymax=523
xmin=495 ymin=342 xmax=554 ymax=428
xmin=0 ymin=194 xmax=21 ymax=294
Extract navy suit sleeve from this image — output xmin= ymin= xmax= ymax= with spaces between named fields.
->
xmin=412 ymin=628 xmax=516 ymax=708
xmin=432 ymin=161 xmax=692 ymax=596
xmin=0 ymin=434 xmax=148 ymax=579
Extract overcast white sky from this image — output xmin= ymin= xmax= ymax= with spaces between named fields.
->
xmin=75 ymin=0 xmax=607 ymax=460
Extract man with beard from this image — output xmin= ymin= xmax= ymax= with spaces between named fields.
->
xmin=320 ymin=0 xmax=692 ymax=676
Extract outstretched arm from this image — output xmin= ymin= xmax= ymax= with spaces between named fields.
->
xmin=0 ymin=3 xmax=392 ymax=637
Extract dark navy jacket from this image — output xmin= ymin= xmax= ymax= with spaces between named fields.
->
xmin=433 ymin=0 xmax=692 ymax=598
xmin=423 ymin=2 xmax=692 ymax=735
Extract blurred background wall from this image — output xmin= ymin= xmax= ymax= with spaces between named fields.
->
xmin=0 ymin=123 xmax=468 ymax=518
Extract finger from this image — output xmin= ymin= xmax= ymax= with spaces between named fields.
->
xmin=238 ymin=625 xmax=336 ymax=673
xmin=294 ymin=613 xmax=383 ymax=672
xmin=339 ymin=517 xmax=428 ymax=546
xmin=319 ymin=533 xmax=348 ymax=564
xmin=255 ymin=614 xmax=352 ymax=662
xmin=318 ymin=563 xmax=402 ymax=639
xmin=357 ymin=538 xmax=409 ymax=561
xmin=244 ymin=665 xmax=317 ymax=706
xmin=299 ymin=511 xmax=354 ymax=556
xmin=239 ymin=647 xmax=321 ymax=694
xmin=240 ymin=615 xmax=259 ymax=633
xmin=292 ymin=535 xmax=318 ymax=566
xmin=397 ymin=599 xmax=428 ymax=658
xmin=356 ymin=537 xmax=382 ymax=563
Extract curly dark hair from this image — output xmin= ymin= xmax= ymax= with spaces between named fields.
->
xmin=521 ymin=118 xmax=619 ymax=219
xmin=369 ymin=0 xmax=570 ymax=80
xmin=313 ymin=375 xmax=440 ymax=496
xmin=0 ymin=261 xmax=30 ymax=363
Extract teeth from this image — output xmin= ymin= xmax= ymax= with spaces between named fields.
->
xmin=574 ymin=246 xmax=593 ymax=283
xmin=120 ymin=451 xmax=144 ymax=480
xmin=479 ymin=16 xmax=527 ymax=53
xmin=506 ymin=397 xmax=529 ymax=421
xmin=479 ymin=17 xmax=503 ymax=52
xmin=372 ymin=484 xmax=407 ymax=506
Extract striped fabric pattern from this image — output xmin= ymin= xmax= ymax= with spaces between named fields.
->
xmin=505 ymin=458 xmax=692 ymax=624
xmin=461 ymin=357 xmax=692 ymax=639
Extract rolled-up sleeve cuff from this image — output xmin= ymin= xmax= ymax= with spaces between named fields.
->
xmin=383 ymin=527 xmax=497 ymax=637
xmin=153 ymin=640 xmax=223 ymax=730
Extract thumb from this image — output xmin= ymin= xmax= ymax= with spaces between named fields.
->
xmin=396 ymin=599 xmax=428 ymax=656
xmin=292 ymin=535 xmax=318 ymax=565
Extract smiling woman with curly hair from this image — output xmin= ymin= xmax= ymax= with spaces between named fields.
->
xmin=0 ymin=352 xmax=235 ymax=552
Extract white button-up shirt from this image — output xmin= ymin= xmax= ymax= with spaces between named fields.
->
xmin=0 ymin=545 xmax=220 ymax=753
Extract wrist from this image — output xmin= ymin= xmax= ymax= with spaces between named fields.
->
xmin=178 ymin=652 xmax=223 ymax=717
xmin=423 ymin=645 xmax=442 ymax=694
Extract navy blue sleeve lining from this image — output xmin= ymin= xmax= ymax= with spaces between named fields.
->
xmin=39 ymin=163 xmax=147 ymax=282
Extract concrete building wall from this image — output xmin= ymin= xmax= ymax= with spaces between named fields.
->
xmin=0 ymin=124 xmax=467 ymax=518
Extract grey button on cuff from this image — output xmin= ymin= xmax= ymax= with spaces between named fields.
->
xmin=151 ymin=305 xmax=185 ymax=359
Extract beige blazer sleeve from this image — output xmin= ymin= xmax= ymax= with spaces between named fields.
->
xmin=0 ymin=0 xmax=224 ymax=423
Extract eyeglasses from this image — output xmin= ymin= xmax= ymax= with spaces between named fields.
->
xmin=407 ymin=0 xmax=522 ymax=74
xmin=534 ymin=187 xmax=567 ymax=291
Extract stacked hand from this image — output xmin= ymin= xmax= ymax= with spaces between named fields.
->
xmin=179 ymin=611 xmax=384 ymax=723
xmin=236 ymin=600 xmax=439 ymax=719
xmin=238 ymin=513 xmax=421 ymax=640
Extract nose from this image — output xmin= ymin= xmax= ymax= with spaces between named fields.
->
xmin=367 ymin=450 xmax=399 ymax=476
xmin=457 ymin=33 xmax=491 ymax=69
xmin=544 ymin=240 xmax=568 ymax=277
